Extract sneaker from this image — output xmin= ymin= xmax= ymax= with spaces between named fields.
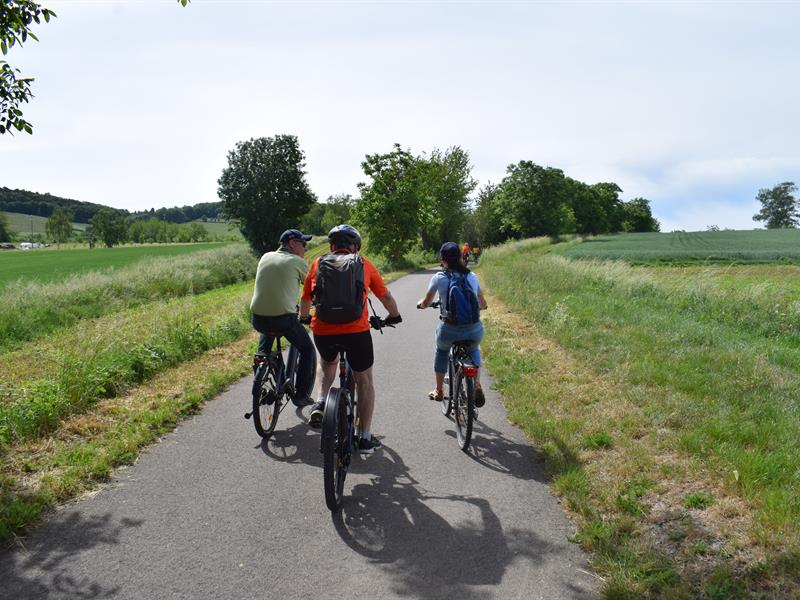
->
xmin=308 ymin=400 xmax=325 ymax=428
xmin=474 ymin=387 xmax=486 ymax=408
xmin=292 ymin=394 xmax=314 ymax=408
xmin=357 ymin=435 xmax=382 ymax=454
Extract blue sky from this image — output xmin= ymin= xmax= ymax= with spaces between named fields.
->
xmin=1 ymin=0 xmax=798 ymax=232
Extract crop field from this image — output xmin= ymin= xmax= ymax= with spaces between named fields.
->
xmin=196 ymin=220 xmax=244 ymax=240
xmin=0 ymin=242 xmax=234 ymax=288
xmin=561 ymin=228 xmax=800 ymax=263
xmin=477 ymin=238 xmax=800 ymax=597
xmin=2 ymin=210 xmax=88 ymax=236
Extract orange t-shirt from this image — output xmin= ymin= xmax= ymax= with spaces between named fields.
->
xmin=461 ymin=244 xmax=470 ymax=254
xmin=302 ymin=253 xmax=389 ymax=335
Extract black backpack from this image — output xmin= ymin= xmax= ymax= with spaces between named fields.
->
xmin=444 ymin=271 xmax=480 ymax=325
xmin=313 ymin=253 xmax=366 ymax=323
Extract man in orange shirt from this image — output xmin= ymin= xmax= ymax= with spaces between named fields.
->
xmin=461 ymin=242 xmax=471 ymax=264
xmin=300 ymin=224 xmax=401 ymax=453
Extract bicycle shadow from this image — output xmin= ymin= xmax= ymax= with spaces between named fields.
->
xmin=332 ymin=445 xmax=584 ymax=600
xmin=438 ymin=419 xmax=550 ymax=483
xmin=0 ymin=511 xmax=142 ymax=599
xmin=257 ymin=414 xmax=323 ymax=465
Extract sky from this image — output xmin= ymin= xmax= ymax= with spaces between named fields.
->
xmin=1 ymin=0 xmax=799 ymax=232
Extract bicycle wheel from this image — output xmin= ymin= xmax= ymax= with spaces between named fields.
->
xmin=322 ymin=388 xmax=349 ymax=511
xmin=453 ymin=370 xmax=475 ymax=451
xmin=441 ymin=358 xmax=454 ymax=416
xmin=286 ymin=344 xmax=317 ymax=402
xmin=253 ymin=362 xmax=282 ymax=439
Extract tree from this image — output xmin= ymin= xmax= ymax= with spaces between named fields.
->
xmin=0 ymin=1 xmax=56 ymax=135
xmin=217 ymin=135 xmax=316 ymax=255
xmin=753 ymin=182 xmax=798 ymax=229
xmin=418 ymin=146 xmax=476 ymax=251
xmin=352 ymin=144 xmax=426 ymax=263
xmin=620 ymin=197 xmax=660 ymax=232
xmin=45 ymin=206 xmax=73 ymax=248
xmin=301 ymin=194 xmax=354 ymax=235
xmin=90 ymin=208 xmax=128 ymax=248
xmin=0 ymin=211 xmax=12 ymax=242
xmin=494 ymin=161 xmax=575 ymax=238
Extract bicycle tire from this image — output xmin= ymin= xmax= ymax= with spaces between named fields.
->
xmin=253 ymin=363 xmax=281 ymax=439
xmin=285 ymin=344 xmax=317 ymax=401
xmin=453 ymin=370 xmax=475 ymax=452
xmin=322 ymin=388 xmax=349 ymax=511
xmin=441 ymin=358 xmax=454 ymax=416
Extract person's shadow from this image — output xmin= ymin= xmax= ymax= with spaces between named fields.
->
xmin=331 ymin=445 xmax=577 ymax=600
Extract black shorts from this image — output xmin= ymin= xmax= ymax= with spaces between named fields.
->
xmin=313 ymin=330 xmax=374 ymax=372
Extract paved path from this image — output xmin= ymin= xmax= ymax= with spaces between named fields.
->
xmin=1 ymin=269 xmax=597 ymax=600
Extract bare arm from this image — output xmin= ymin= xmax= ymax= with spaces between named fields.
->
xmin=416 ymin=288 xmax=437 ymax=309
xmin=378 ymin=291 xmax=400 ymax=317
xmin=300 ymin=298 xmax=312 ymax=318
xmin=477 ymin=290 xmax=488 ymax=310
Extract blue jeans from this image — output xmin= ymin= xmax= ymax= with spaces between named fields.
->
xmin=251 ymin=313 xmax=315 ymax=400
xmin=434 ymin=321 xmax=484 ymax=374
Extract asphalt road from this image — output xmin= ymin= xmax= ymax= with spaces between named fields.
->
xmin=1 ymin=269 xmax=597 ymax=600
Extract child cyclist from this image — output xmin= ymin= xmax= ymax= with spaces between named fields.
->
xmin=416 ymin=242 xmax=488 ymax=407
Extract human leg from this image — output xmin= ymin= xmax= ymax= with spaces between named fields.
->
xmin=281 ymin=317 xmax=316 ymax=400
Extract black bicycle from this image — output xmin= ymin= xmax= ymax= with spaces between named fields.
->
xmin=423 ymin=301 xmax=478 ymax=452
xmin=322 ymin=312 xmax=394 ymax=511
xmin=246 ymin=335 xmax=314 ymax=439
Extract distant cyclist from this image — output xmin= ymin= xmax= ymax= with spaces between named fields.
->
xmin=416 ymin=241 xmax=488 ymax=407
xmin=300 ymin=224 xmax=402 ymax=453
xmin=461 ymin=241 xmax=471 ymax=265
xmin=249 ymin=229 xmax=316 ymax=406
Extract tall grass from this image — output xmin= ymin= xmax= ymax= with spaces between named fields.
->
xmin=0 ymin=244 xmax=256 ymax=352
xmin=0 ymin=284 xmax=252 ymax=446
xmin=477 ymin=240 xmax=800 ymax=595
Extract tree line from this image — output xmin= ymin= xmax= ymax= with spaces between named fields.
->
xmin=0 ymin=187 xmax=222 ymax=225
xmin=218 ymin=135 xmax=660 ymax=260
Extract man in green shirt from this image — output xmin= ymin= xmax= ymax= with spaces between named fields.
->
xmin=250 ymin=229 xmax=316 ymax=406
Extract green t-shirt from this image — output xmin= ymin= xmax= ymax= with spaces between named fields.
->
xmin=250 ymin=248 xmax=308 ymax=317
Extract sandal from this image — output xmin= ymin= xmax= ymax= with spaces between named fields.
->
xmin=474 ymin=387 xmax=486 ymax=408
xmin=428 ymin=389 xmax=444 ymax=401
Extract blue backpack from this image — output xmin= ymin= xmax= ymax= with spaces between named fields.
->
xmin=444 ymin=272 xmax=480 ymax=325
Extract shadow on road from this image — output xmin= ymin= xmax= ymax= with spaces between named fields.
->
xmin=332 ymin=445 xmax=578 ymax=600
xmin=1 ymin=511 xmax=143 ymax=599
xmin=439 ymin=418 xmax=550 ymax=483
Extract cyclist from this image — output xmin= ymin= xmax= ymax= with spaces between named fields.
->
xmin=416 ymin=241 xmax=488 ymax=408
xmin=461 ymin=241 xmax=471 ymax=265
xmin=300 ymin=224 xmax=402 ymax=453
xmin=250 ymin=229 xmax=316 ymax=407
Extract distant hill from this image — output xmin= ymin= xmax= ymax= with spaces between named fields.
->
xmin=0 ymin=187 xmax=121 ymax=223
xmin=1 ymin=211 xmax=87 ymax=236
xmin=0 ymin=187 xmax=221 ymax=225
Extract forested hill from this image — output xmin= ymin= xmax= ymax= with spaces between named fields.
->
xmin=0 ymin=187 xmax=221 ymax=224
xmin=0 ymin=187 xmax=116 ymax=223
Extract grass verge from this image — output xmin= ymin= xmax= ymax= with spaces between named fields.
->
xmin=0 ymin=244 xmax=256 ymax=352
xmin=476 ymin=239 xmax=800 ymax=598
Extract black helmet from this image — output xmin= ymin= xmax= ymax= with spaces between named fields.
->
xmin=327 ymin=224 xmax=362 ymax=250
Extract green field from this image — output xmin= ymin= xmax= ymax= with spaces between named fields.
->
xmin=197 ymin=220 xmax=243 ymax=240
xmin=561 ymin=228 xmax=800 ymax=263
xmin=0 ymin=242 xmax=236 ymax=288
xmin=2 ymin=210 xmax=87 ymax=236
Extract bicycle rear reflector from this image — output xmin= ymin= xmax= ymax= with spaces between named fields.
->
xmin=462 ymin=366 xmax=478 ymax=377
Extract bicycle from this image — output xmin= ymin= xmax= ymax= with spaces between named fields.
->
xmin=245 ymin=334 xmax=314 ymax=439
xmin=321 ymin=310 xmax=395 ymax=511
xmin=421 ymin=301 xmax=478 ymax=452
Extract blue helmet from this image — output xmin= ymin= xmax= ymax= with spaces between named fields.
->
xmin=328 ymin=224 xmax=362 ymax=250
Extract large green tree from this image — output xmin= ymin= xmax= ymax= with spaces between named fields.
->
xmin=90 ymin=208 xmax=128 ymax=248
xmin=300 ymin=194 xmax=354 ymax=235
xmin=0 ymin=211 xmax=12 ymax=242
xmin=45 ymin=206 xmax=73 ymax=248
xmin=0 ymin=1 xmax=55 ymax=135
xmin=418 ymin=146 xmax=476 ymax=251
xmin=494 ymin=161 xmax=575 ymax=238
xmin=353 ymin=144 xmax=425 ymax=263
xmin=620 ymin=197 xmax=660 ymax=232
xmin=217 ymin=135 xmax=316 ymax=255
xmin=753 ymin=182 xmax=798 ymax=229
